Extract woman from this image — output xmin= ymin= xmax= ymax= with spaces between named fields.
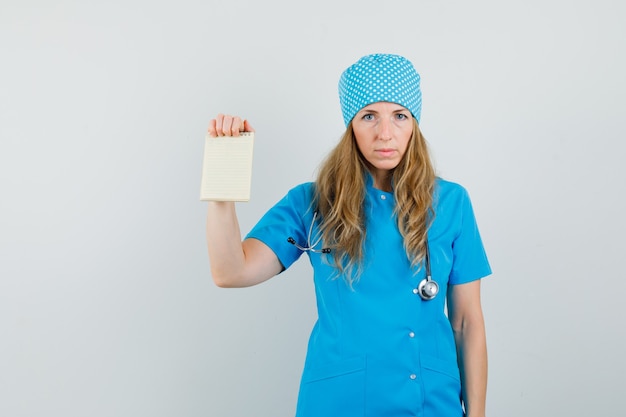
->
xmin=206 ymin=53 xmax=491 ymax=417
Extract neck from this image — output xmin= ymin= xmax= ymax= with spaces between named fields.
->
xmin=371 ymin=172 xmax=393 ymax=192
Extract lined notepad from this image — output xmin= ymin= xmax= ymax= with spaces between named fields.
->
xmin=200 ymin=132 xmax=254 ymax=201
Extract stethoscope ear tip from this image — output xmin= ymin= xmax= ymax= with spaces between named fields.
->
xmin=287 ymin=212 xmax=332 ymax=254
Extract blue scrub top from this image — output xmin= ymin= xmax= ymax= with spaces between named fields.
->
xmin=246 ymin=177 xmax=492 ymax=417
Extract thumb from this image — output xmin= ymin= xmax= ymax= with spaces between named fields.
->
xmin=243 ymin=119 xmax=255 ymax=133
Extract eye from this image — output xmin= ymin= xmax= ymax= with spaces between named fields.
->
xmin=362 ymin=113 xmax=375 ymax=121
xmin=395 ymin=113 xmax=410 ymax=120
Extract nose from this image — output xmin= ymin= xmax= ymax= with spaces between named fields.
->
xmin=378 ymin=117 xmax=392 ymax=141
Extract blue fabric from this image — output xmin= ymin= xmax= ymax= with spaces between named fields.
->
xmin=246 ymin=178 xmax=491 ymax=417
xmin=338 ymin=53 xmax=422 ymax=127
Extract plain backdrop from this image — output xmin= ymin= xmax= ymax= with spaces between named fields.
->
xmin=1 ymin=0 xmax=625 ymax=416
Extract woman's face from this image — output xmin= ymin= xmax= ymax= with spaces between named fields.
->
xmin=351 ymin=102 xmax=414 ymax=190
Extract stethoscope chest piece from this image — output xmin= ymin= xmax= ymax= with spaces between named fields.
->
xmin=417 ymin=277 xmax=439 ymax=301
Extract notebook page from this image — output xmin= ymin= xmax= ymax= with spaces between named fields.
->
xmin=200 ymin=132 xmax=254 ymax=201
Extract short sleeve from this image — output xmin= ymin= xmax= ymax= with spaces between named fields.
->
xmin=448 ymin=187 xmax=492 ymax=285
xmin=245 ymin=183 xmax=314 ymax=271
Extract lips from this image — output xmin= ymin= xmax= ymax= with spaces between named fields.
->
xmin=376 ymin=149 xmax=396 ymax=157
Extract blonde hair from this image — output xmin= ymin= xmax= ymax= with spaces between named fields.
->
xmin=313 ymin=118 xmax=435 ymax=285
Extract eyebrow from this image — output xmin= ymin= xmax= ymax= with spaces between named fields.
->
xmin=359 ymin=106 xmax=410 ymax=114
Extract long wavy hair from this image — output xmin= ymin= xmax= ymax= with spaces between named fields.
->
xmin=313 ymin=118 xmax=436 ymax=285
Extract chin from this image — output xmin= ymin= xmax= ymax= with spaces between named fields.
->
xmin=375 ymin=162 xmax=400 ymax=171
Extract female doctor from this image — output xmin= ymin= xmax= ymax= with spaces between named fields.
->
xmin=206 ymin=53 xmax=492 ymax=417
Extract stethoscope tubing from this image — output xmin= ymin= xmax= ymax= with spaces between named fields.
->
xmin=288 ymin=211 xmax=439 ymax=300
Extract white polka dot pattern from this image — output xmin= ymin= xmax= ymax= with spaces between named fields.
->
xmin=338 ymin=54 xmax=422 ymax=127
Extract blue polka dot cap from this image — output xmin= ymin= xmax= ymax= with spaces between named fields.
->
xmin=338 ymin=53 xmax=422 ymax=127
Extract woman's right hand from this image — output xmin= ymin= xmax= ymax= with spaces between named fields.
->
xmin=208 ymin=114 xmax=254 ymax=137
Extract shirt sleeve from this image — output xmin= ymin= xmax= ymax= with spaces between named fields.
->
xmin=245 ymin=183 xmax=313 ymax=271
xmin=448 ymin=186 xmax=492 ymax=285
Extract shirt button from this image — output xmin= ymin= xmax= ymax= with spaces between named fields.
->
xmin=380 ymin=194 xmax=386 ymax=200
xmin=409 ymin=331 xmax=415 ymax=338
xmin=410 ymin=374 xmax=417 ymax=380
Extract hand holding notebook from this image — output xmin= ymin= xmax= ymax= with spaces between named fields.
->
xmin=200 ymin=115 xmax=255 ymax=202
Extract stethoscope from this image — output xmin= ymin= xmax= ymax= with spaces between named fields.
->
xmin=417 ymin=242 xmax=439 ymax=301
xmin=288 ymin=211 xmax=439 ymax=300
xmin=287 ymin=211 xmax=332 ymax=254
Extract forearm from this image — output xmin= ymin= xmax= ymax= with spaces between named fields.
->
xmin=206 ymin=201 xmax=247 ymax=286
xmin=454 ymin=318 xmax=488 ymax=417
xmin=204 ymin=116 xmax=282 ymax=287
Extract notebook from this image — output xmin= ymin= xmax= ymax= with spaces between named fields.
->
xmin=200 ymin=132 xmax=255 ymax=201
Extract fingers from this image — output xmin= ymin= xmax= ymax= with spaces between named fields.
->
xmin=208 ymin=119 xmax=217 ymax=137
xmin=208 ymin=114 xmax=252 ymax=137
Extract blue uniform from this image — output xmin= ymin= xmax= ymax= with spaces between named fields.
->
xmin=247 ymin=176 xmax=492 ymax=417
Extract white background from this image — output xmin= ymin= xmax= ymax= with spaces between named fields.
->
xmin=1 ymin=0 xmax=625 ymax=416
